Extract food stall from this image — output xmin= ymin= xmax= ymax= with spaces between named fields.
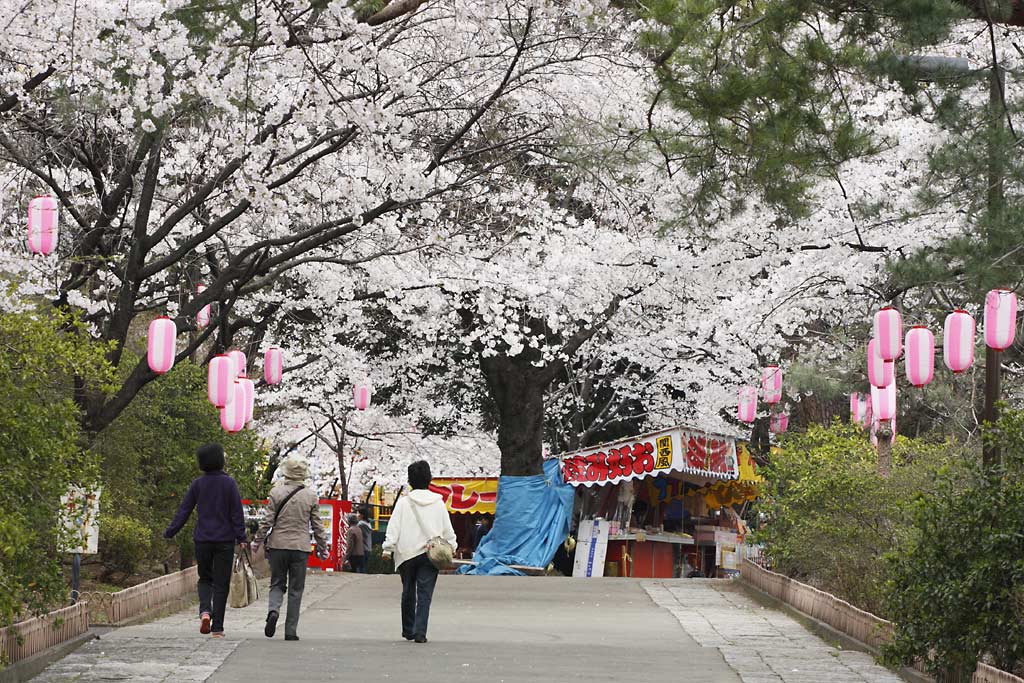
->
xmin=561 ymin=425 xmax=757 ymax=578
xmin=428 ymin=478 xmax=497 ymax=557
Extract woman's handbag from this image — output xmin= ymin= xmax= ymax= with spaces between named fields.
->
xmin=409 ymin=502 xmax=454 ymax=570
xmin=228 ymin=547 xmax=259 ymax=608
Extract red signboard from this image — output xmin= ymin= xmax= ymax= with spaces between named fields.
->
xmin=561 ymin=426 xmax=737 ymax=487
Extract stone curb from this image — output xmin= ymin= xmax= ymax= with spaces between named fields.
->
xmin=0 ymin=631 xmax=98 ymax=683
xmin=736 ymin=579 xmax=932 ymax=683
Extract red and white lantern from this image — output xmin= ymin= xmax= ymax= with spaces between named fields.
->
xmin=240 ymin=377 xmax=255 ymax=423
xmin=228 ymin=349 xmax=247 ymax=377
xmin=943 ymin=310 xmax=975 ymax=373
xmin=851 ymin=392 xmax=872 ymax=425
xmin=264 ymin=347 xmax=283 ymax=385
xmin=873 ymin=307 xmax=903 ymax=361
xmin=870 ymin=417 xmax=896 ymax=447
xmin=220 ymin=381 xmax=247 ymax=433
xmin=196 ymin=285 xmax=211 ymax=328
xmin=984 ymin=289 xmax=1017 ymax=351
xmin=762 ymin=366 xmax=783 ymax=404
xmin=737 ymin=386 xmax=757 ymax=423
xmin=867 ymin=338 xmax=894 ymax=388
xmin=871 ymin=381 xmax=897 ymax=421
xmin=147 ymin=317 xmax=176 ymax=375
xmin=770 ymin=412 xmax=789 ymax=434
xmin=207 ymin=355 xmax=236 ymax=407
xmin=354 ymin=382 xmax=373 ymax=411
xmin=860 ymin=397 xmax=872 ymax=428
xmin=27 ymin=195 xmax=58 ymax=256
xmin=904 ymin=326 xmax=935 ymax=388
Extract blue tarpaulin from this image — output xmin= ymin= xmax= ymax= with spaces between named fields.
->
xmin=458 ymin=458 xmax=574 ymax=576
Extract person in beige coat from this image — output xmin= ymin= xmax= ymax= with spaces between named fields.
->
xmin=254 ymin=456 xmax=328 ymax=641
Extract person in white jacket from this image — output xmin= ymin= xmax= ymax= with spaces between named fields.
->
xmin=382 ymin=460 xmax=457 ymax=643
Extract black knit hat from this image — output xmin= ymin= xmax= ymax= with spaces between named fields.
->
xmin=408 ymin=460 xmax=432 ymax=490
xmin=197 ymin=443 xmax=225 ymax=472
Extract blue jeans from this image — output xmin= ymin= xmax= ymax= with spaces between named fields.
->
xmin=399 ymin=553 xmax=439 ymax=637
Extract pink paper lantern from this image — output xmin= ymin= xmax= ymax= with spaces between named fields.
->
xmin=873 ymin=307 xmax=903 ymax=361
xmin=737 ymin=386 xmax=757 ymax=423
xmin=354 ymin=382 xmax=373 ymax=411
xmin=207 ymin=355 xmax=236 ymax=408
xmin=871 ymin=381 xmax=897 ymax=421
xmin=240 ymin=377 xmax=255 ymax=423
xmin=196 ymin=284 xmax=211 ymax=328
xmin=984 ymin=289 xmax=1017 ymax=351
xmin=228 ymin=349 xmax=247 ymax=377
xmin=943 ymin=310 xmax=975 ymax=373
xmin=851 ymin=392 xmax=872 ymax=425
xmin=762 ymin=366 xmax=783 ymax=404
xmin=27 ymin=195 xmax=58 ymax=255
xmin=220 ymin=381 xmax=247 ymax=433
xmin=147 ymin=317 xmax=176 ymax=375
xmin=867 ymin=339 xmax=894 ymax=388
xmin=904 ymin=326 xmax=935 ymax=388
xmin=770 ymin=412 xmax=789 ymax=434
xmin=871 ymin=417 xmax=896 ymax=447
xmin=264 ymin=347 xmax=283 ymax=385
xmin=860 ymin=397 xmax=872 ymax=428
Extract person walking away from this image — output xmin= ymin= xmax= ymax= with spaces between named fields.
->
xmin=163 ymin=443 xmax=247 ymax=638
xmin=382 ymin=461 xmax=456 ymax=643
xmin=345 ymin=513 xmax=366 ymax=573
xmin=357 ymin=508 xmax=373 ymax=571
xmin=253 ymin=456 xmax=328 ymax=641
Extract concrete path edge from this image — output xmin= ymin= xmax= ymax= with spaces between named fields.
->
xmin=736 ymin=579 xmax=931 ymax=683
xmin=0 ymin=632 xmax=98 ymax=683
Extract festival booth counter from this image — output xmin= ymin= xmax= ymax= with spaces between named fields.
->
xmin=428 ymin=478 xmax=497 ymax=558
xmin=561 ymin=426 xmax=758 ymax=579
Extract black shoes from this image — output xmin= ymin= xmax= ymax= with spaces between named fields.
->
xmin=414 ymin=635 xmax=427 ymax=643
xmin=403 ymin=633 xmax=414 ymax=640
xmin=265 ymin=611 xmax=278 ymax=638
xmin=285 ymin=635 xmax=300 ymax=641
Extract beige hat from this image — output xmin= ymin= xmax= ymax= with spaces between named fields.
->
xmin=280 ymin=455 xmax=310 ymax=483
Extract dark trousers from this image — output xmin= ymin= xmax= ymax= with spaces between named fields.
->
xmin=399 ymin=553 xmax=439 ymax=638
xmin=351 ymin=554 xmax=367 ymax=573
xmin=195 ymin=542 xmax=234 ymax=633
xmin=268 ymin=549 xmax=309 ymax=638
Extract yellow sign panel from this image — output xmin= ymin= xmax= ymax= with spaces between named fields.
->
xmin=428 ymin=479 xmax=498 ymax=515
xmin=655 ymin=436 xmax=673 ymax=469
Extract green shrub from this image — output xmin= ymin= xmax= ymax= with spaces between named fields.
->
xmin=883 ymin=410 xmax=1024 ymax=675
xmin=100 ymin=515 xmax=152 ymax=576
xmin=755 ymin=421 xmax=961 ymax=616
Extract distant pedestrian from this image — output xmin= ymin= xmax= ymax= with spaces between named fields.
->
xmin=345 ymin=513 xmax=366 ymax=573
xmin=382 ymin=461 xmax=456 ymax=643
xmin=471 ymin=517 xmax=490 ymax=553
xmin=254 ymin=456 xmax=328 ymax=641
xmin=357 ymin=508 xmax=374 ymax=569
xmin=163 ymin=443 xmax=247 ymax=638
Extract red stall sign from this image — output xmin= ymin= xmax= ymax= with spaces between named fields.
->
xmin=560 ymin=426 xmax=738 ymax=487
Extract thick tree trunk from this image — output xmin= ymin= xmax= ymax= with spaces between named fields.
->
xmin=480 ymin=355 xmax=548 ymax=477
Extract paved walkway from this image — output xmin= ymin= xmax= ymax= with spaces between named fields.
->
xmin=33 ymin=574 xmax=905 ymax=682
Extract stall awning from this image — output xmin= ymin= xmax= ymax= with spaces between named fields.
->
xmin=737 ymin=444 xmax=763 ymax=483
xmin=429 ymin=478 xmax=498 ymax=514
xmin=561 ymin=426 xmax=739 ymax=488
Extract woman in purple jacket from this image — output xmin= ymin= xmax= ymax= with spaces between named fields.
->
xmin=164 ymin=444 xmax=247 ymax=637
